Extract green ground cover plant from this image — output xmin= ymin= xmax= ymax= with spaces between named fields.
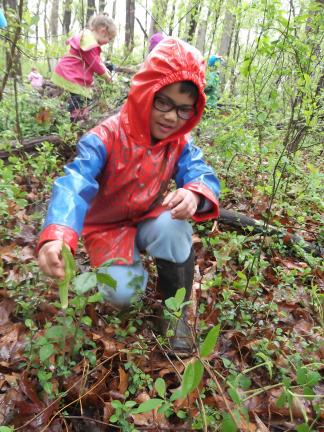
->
xmin=0 ymin=0 xmax=322 ymax=430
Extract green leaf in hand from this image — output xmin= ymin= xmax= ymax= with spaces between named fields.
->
xmin=58 ymin=244 xmax=76 ymax=309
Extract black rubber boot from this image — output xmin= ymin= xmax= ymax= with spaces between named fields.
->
xmin=156 ymin=248 xmax=195 ymax=357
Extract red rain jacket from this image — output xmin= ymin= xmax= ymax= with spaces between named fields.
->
xmin=38 ymin=38 xmax=220 ymax=267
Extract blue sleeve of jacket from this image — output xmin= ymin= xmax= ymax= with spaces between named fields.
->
xmin=0 ymin=9 xmax=7 ymax=29
xmin=44 ymin=133 xmax=107 ymax=235
xmin=174 ymin=138 xmax=220 ymax=198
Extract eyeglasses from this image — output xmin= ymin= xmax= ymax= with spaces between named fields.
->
xmin=153 ymin=95 xmax=196 ymax=120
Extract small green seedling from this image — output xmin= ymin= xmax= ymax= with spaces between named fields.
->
xmin=58 ymin=244 xmax=76 ymax=309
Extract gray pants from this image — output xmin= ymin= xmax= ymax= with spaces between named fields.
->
xmin=98 ymin=211 xmax=193 ymax=307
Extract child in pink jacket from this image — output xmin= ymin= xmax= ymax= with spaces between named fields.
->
xmin=52 ymin=14 xmax=116 ymax=121
xmin=28 ymin=67 xmax=43 ymax=90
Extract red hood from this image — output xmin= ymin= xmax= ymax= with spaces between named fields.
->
xmin=120 ymin=37 xmax=206 ymax=148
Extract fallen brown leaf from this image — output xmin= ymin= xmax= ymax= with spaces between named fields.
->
xmin=118 ymin=366 xmax=128 ymax=394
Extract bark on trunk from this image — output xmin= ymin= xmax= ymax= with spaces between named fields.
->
xmin=217 ymin=0 xmax=238 ymax=89
xmin=149 ymin=0 xmax=168 ymax=37
xmin=86 ymin=0 xmax=96 ymax=24
xmin=285 ymin=0 xmax=323 ymax=153
xmin=196 ymin=4 xmax=209 ymax=53
xmin=0 ymin=135 xmax=64 ymax=159
xmin=34 ymin=0 xmax=42 ymax=53
xmin=63 ymin=0 xmax=72 ymax=34
xmin=168 ymin=0 xmax=176 ymax=36
xmin=43 ymin=0 xmax=52 ymax=72
xmin=186 ymin=2 xmax=202 ymax=43
xmin=125 ymin=0 xmax=135 ymax=53
xmin=0 ymin=0 xmax=24 ymax=100
xmin=229 ymin=13 xmax=241 ymax=96
xmin=218 ymin=209 xmax=323 ymax=257
xmin=3 ymin=0 xmax=22 ymax=78
xmin=50 ymin=0 xmax=59 ymax=39
xmin=207 ymin=0 xmax=223 ymax=57
xmin=99 ymin=0 xmax=105 ymax=13
xmin=108 ymin=0 xmax=117 ymax=56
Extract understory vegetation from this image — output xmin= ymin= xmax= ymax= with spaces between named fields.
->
xmin=0 ymin=0 xmax=323 ymax=431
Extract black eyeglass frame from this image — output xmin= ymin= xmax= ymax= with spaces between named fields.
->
xmin=153 ymin=95 xmax=197 ymax=120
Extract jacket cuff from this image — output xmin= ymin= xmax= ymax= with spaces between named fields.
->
xmin=197 ymin=198 xmax=213 ymax=212
xmin=183 ymin=182 xmax=219 ymax=221
xmin=97 ymin=63 xmax=108 ymax=75
xmin=36 ymin=224 xmax=78 ymax=255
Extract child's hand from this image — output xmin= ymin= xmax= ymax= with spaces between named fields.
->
xmin=162 ymin=188 xmax=200 ymax=219
xmin=38 ymin=240 xmax=67 ymax=279
xmin=103 ymin=70 xmax=112 ymax=83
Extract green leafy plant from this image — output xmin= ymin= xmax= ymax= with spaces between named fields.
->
xmin=109 ymin=397 xmax=169 ymax=431
xmin=0 ymin=86 xmax=69 ymax=142
xmin=57 ymin=244 xmax=76 ymax=309
xmin=124 ymin=361 xmax=153 ymax=395
xmin=109 ymin=400 xmax=138 ymax=432
xmin=24 ymin=247 xmax=119 ymax=397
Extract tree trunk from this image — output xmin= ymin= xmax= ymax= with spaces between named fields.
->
xmin=229 ymin=12 xmax=241 ymax=96
xmin=196 ymin=4 xmax=209 ymax=53
xmin=86 ymin=0 xmax=96 ymax=24
xmin=50 ymin=0 xmax=59 ymax=39
xmin=168 ymin=0 xmax=176 ymax=36
xmin=99 ymin=0 xmax=105 ymax=13
xmin=0 ymin=0 xmax=24 ymax=100
xmin=186 ymin=1 xmax=202 ymax=43
xmin=285 ymin=0 xmax=323 ymax=153
xmin=112 ymin=0 xmax=117 ymax=19
xmin=3 ymin=0 xmax=22 ymax=77
xmin=125 ymin=0 xmax=135 ymax=53
xmin=144 ymin=0 xmax=148 ymax=53
xmin=196 ymin=21 xmax=207 ymax=54
xmin=108 ymin=0 xmax=117 ymax=56
xmin=217 ymin=0 xmax=238 ymax=89
xmin=218 ymin=1 xmax=237 ymax=58
xmin=149 ymin=0 xmax=168 ymax=37
xmin=13 ymin=76 xmax=22 ymax=144
xmin=43 ymin=0 xmax=52 ymax=72
xmin=78 ymin=0 xmax=83 ymax=28
xmin=207 ymin=0 xmax=223 ymax=57
xmin=63 ymin=0 xmax=72 ymax=34
xmin=34 ymin=0 xmax=42 ymax=53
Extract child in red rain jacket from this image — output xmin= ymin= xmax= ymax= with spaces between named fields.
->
xmin=38 ymin=38 xmax=221 ymax=357
xmin=52 ymin=14 xmax=116 ymax=121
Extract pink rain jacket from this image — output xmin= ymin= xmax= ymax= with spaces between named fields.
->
xmin=53 ymin=30 xmax=106 ymax=92
xmin=28 ymin=71 xmax=43 ymax=89
xmin=38 ymin=38 xmax=220 ymax=267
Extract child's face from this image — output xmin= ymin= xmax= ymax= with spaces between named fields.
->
xmin=94 ymin=27 xmax=112 ymax=46
xmin=150 ymin=83 xmax=196 ymax=143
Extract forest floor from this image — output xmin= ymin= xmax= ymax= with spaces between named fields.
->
xmin=0 ymin=80 xmax=323 ymax=432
